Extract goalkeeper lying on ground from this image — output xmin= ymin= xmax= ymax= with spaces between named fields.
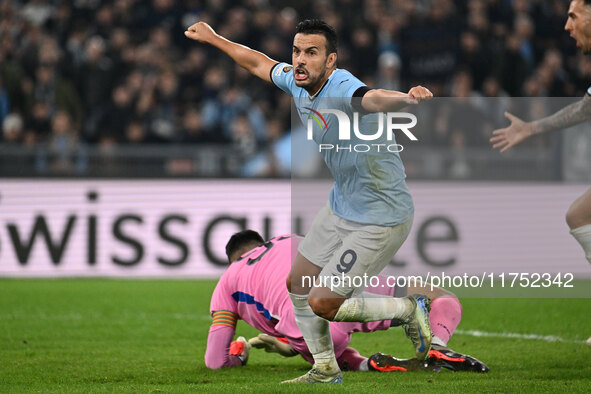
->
xmin=205 ymin=230 xmax=488 ymax=372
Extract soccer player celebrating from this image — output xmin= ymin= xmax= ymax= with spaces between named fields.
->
xmin=186 ymin=19 xmax=433 ymax=383
xmin=490 ymin=0 xmax=591 ymax=268
xmin=204 ymin=231 xmax=488 ymax=373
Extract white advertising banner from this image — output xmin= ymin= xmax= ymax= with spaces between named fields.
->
xmin=0 ymin=179 xmax=589 ymax=278
xmin=0 ymin=180 xmax=291 ymax=278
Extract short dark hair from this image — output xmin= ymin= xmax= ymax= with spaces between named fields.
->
xmin=225 ymin=230 xmax=265 ymax=262
xmin=295 ymin=19 xmax=338 ymax=55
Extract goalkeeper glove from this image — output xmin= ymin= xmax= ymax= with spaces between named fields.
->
xmin=229 ymin=336 xmax=251 ymax=366
xmin=248 ymin=334 xmax=298 ymax=357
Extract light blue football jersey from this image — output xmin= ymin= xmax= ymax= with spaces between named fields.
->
xmin=271 ymin=62 xmax=413 ymax=226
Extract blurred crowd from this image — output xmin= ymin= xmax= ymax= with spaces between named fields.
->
xmin=0 ymin=0 xmax=587 ymax=176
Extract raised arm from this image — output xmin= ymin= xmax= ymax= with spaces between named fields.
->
xmin=491 ymin=95 xmax=591 ymax=153
xmin=361 ymin=86 xmax=433 ymax=113
xmin=184 ymin=22 xmax=278 ymax=83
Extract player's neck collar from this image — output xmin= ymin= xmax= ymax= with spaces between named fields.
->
xmin=308 ymin=68 xmax=336 ymax=99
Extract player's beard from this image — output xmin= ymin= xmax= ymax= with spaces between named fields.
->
xmin=576 ymin=29 xmax=591 ymax=54
xmin=296 ymin=64 xmax=328 ymax=93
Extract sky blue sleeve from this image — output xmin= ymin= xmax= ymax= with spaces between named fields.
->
xmin=334 ymin=70 xmax=366 ymax=98
xmin=329 ymin=70 xmax=367 ymax=112
xmin=271 ymin=62 xmax=296 ymax=96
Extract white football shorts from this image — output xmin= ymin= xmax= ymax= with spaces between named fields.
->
xmin=298 ymin=201 xmax=413 ymax=297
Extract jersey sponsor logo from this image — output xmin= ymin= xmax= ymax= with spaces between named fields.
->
xmin=283 ymin=66 xmax=293 ymax=73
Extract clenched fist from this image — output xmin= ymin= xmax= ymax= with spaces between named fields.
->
xmin=184 ymin=21 xmax=218 ymax=44
xmin=407 ymin=85 xmax=433 ymax=103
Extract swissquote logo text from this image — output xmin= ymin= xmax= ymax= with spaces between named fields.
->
xmin=304 ymin=107 xmax=418 ymax=152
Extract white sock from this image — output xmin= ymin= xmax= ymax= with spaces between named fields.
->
xmin=432 ymin=336 xmax=447 ymax=347
xmin=570 ymin=224 xmax=591 ymax=264
xmin=359 ymin=359 xmax=369 ymax=371
xmin=289 ymin=292 xmax=338 ymax=368
xmin=333 ymin=292 xmax=414 ymax=322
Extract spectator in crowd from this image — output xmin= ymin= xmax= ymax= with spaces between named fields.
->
xmin=0 ymin=75 xmax=10 ymax=125
xmin=2 ymin=113 xmax=24 ymax=144
xmin=38 ymin=110 xmax=86 ymax=174
xmin=179 ymin=106 xmax=225 ymax=144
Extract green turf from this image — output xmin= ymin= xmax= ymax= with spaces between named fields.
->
xmin=1 ymin=279 xmax=590 ymax=393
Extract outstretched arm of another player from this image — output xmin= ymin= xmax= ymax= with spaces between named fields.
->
xmin=361 ymin=86 xmax=433 ymax=113
xmin=184 ymin=22 xmax=278 ymax=83
xmin=491 ymin=95 xmax=591 ymax=153
xmin=489 ymin=112 xmax=532 ymax=153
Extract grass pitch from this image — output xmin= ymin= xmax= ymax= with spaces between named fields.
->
xmin=1 ymin=279 xmax=590 ymax=393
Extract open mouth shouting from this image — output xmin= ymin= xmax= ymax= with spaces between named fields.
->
xmin=295 ymin=67 xmax=308 ymax=81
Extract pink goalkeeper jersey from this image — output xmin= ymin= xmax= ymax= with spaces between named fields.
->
xmin=209 ymin=234 xmax=303 ymax=339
